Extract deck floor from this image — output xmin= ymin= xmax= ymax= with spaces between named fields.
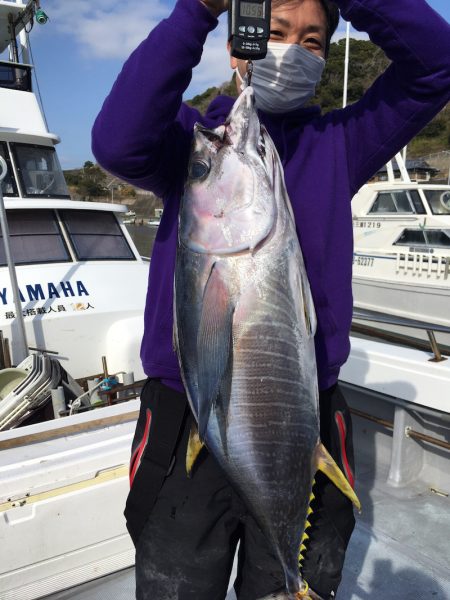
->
xmin=45 ymin=453 xmax=450 ymax=600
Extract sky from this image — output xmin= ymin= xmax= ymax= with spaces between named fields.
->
xmin=4 ymin=0 xmax=449 ymax=169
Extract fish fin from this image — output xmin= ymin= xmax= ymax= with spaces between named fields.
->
xmin=315 ymin=443 xmax=361 ymax=511
xmin=296 ymin=580 xmax=313 ymax=599
xmin=197 ymin=262 xmax=234 ymax=440
xmin=186 ymin=422 xmax=205 ymax=477
xmin=299 ymin=480 xmax=316 ymax=568
xmin=300 ymin=273 xmax=317 ymax=337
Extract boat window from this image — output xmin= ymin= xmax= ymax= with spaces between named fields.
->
xmin=0 ymin=61 xmax=32 ymax=92
xmin=60 ymin=210 xmax=135 ymax=261
xmin=0 ymin=210 xmax=70 ymax=266
xmin=394 ymin=229 xmax=450 ymax=249
xmin=0 ymin=143 xmax=18 ymax=197
xmin=11 ymin=144 xmax=70 ymax=198
xmin=395 ymin=230 xmax=426 ymax=246
xmin=423 ymin=190 xmax=450 ymax=215
xmin=369 ymin=190 xmax=425 ymax=214
xmin=423 ymin=230 xmax=450 ymax=248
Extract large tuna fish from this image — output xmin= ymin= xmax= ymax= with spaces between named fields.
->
xmin=174 ymin=87 xmax=359 ymax=600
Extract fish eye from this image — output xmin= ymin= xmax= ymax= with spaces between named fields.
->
xmin=189 ymin=159 xmax=210 ymax=180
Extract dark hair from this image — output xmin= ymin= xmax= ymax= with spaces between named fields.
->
xmin=319 ymin=0 xmax=340 ymax=55
xmin=271 ymin=0 xmax=340 ymax=56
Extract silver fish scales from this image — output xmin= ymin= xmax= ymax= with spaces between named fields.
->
xmin=174 ymin=87 xmax=359 ymax=599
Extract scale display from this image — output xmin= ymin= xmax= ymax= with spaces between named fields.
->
xmin=240 ymin=2 xmax=265 ymax=18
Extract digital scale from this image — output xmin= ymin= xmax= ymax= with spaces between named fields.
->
xmin=228 ymin=0 xmax=271 ymax=60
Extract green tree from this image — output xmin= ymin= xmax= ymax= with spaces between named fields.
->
xmin=79 ymin=162 xmax=107 ymax=200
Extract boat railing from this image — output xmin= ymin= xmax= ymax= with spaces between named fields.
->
xmin=352 ymin=306 xmax=450 ymax=362
xmin=396 ymin=251 xmax=450 ymax=280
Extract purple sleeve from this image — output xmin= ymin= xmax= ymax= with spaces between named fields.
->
xmin=334 ymin=0 xmax=450 ymax=192
xmin=91 ymin=0 xmax=218 ymax=198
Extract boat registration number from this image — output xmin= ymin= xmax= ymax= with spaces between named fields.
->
xmin=353 ymin=221 xmax=381 ymax=229
xmin=353 ymin=256 xmax=375 ymax=267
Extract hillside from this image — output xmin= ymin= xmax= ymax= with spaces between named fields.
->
xmin=64 ymin=162 xmax=163 ymax=219
xmin=187 ymin=38 xmax=449 ymax=159
xmin=67 ymin=38 xmax=448 ymax=201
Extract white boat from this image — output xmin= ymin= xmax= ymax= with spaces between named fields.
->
xmin=352 ymin=180 xmax=450 ymax=347
xmin=0 ymin=0 xmax=149 ymax=381
xmin=0 ymin=3 xmax=147 ymax=594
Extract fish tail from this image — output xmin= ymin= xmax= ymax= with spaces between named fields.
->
xmin=315 ymin=442 xmax=361 ymax=511
xmin=295 ymin=580 xmax=314 ymax=599
xmin=186 ymin=422 xmax=205 ymax=477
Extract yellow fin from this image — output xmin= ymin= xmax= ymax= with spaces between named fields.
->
xmin=186 ymin=422 xmax=205 ymax=477
xmin=315 ymin=443 xmax=361 ymax=511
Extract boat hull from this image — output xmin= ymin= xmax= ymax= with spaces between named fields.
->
xmin=353 ymin=264 xmax=450 ymax=347
xmin=0 ymin=402 xmax=139 ymax=600
xmin=0 ymin=261 xmax=148 ymax=379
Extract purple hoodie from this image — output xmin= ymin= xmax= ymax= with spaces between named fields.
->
xmin=92 ymin=0 xmax=450 ymax=392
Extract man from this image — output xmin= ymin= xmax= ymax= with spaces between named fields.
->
xmin=92 ymin=1 xmax=450 ymax=598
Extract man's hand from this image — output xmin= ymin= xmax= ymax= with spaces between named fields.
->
xmin=199 ymin=0 xmax=228 ymax=18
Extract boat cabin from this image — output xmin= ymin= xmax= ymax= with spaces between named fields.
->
xmin=352 ymin=182 xmax=450 ymax=253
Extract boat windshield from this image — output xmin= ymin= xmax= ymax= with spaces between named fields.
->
xmin=0 ymin=143 xmax=18 ymax=197
xmin=368 ymin=189 xmax=426 ymax=214
xmin=423 ymin=190 xmax=450 ymax=216
xmin=0 ymin=210 xmax=70 ymax=266
xmin=395 ymin=228 xmax=450 ymax=249
xmin=60 ymin=210 xmax=135 ymax=261
xmin=0 ymin=209 xmax=136 ymax=265
xmin=11 ymin=144 xmax=70 ymax=198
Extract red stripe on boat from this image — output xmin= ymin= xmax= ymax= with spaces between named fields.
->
xmin=335 ymin=410 xmax=355 ymax=489
xmin=129 ymin=409 xmax=152 ymax=487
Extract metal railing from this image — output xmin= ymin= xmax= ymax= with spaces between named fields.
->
xmin=352 ymin=306 xmax=450 ymax=362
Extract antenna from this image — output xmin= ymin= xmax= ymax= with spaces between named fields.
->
xmin=10 ymin=0 xmax=49 ymax=37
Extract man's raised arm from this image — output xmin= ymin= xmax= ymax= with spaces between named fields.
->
xmin=91 ymin=0 xmax=222 ymax=197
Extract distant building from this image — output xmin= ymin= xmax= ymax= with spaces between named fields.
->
xmin=370 ymin=159 xmax=439 ymax=182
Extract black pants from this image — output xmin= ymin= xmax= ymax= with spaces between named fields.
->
xmin=125 ymin=380 xmax=355 ymax=600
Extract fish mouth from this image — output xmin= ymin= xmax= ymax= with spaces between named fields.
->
xmin=223 ymin=86 xmax=261 ymax=151
xmin=225 ymin=86 xmax=255 ymax=125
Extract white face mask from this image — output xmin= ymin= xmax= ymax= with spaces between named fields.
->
xmin=236 ymin=42 xmax=325 ymax=114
